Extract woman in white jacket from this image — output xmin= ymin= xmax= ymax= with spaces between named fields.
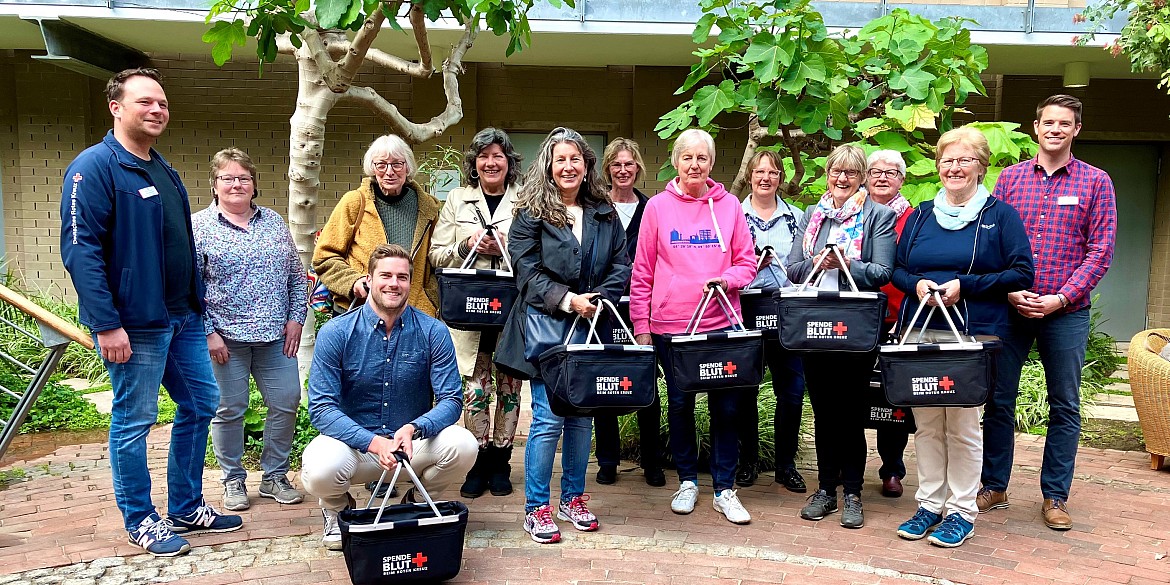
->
xmin=428 ymin=127 xmax=523 ymax=498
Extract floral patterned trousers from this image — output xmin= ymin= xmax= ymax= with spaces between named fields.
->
xmin=463 ymin=351 xmax=521 ymax=448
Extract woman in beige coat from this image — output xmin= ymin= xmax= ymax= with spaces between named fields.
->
xmin=429 ymin=128 xmax=523 ymax=498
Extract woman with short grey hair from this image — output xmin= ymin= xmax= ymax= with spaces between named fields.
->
xmin=313 ymin=134 xmax=440 ymax=316
xmin=429 ymin=127 xmax=524 ymax=499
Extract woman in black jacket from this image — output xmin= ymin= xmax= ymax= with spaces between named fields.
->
xmin=590 ymin=137 xmax=665 ymax=488
xmin=495 ymin=128 xmax=630 ymax=545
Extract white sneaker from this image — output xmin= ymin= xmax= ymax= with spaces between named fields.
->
xmin=671 ymin=480 xmax=699 ymax=514
xmin=321 ymin=508 xmax=343 ymax=551
xmin=713 ymin=489 xmax=751 ymax=524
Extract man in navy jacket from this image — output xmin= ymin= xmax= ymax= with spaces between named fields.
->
xmin=60 ymin=68 xmax=241 ymax=557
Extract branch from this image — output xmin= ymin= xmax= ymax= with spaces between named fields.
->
xmin=365 ymin=48 xmax=432 ymax=78
xmin=409 ymin=4 xmax=433 ymax=71
xmin=730 ymin=116 xmax=766 ymax=197
xmin=780 ymin=125 xmax=805 ymax=197
xmin=298 ymin=28 xmax=344 ymax=91
xmin=336 ymin=4 xmax=389 ymax=88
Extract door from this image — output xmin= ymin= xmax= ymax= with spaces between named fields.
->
xmin=1073 ymin=143 xmax=1159 ymax=339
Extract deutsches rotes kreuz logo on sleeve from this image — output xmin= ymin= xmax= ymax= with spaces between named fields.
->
xmin=69 ymin=173 xmax=83 ymax=245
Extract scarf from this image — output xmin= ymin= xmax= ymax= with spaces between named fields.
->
xmin=802 ymin=189 xmax=867 ymax=260
xmin=883 ymin=193 xmax=912 ymax=218
xmin=932 ymin=184 xmax=990 ymax=231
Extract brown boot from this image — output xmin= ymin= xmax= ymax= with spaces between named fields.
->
xmin=1042 ymin=498 xmax=1072 ymax=530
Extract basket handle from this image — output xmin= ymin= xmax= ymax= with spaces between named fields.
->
xmin=897 ymin=288 xmax=966 ymax=346
xmin=458 ymin=224 xmax=514 ymax=273
xmin=796 ymin=244 xmax=860 ymax=293
xmin=366 ymin=450 xmax=445 ymax=524
xmin=563 ymin=297 xmax=607 ymax=345
xmin=684 ymin=284 xmax=747 ymax=335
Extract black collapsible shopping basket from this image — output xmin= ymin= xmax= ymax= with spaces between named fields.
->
xmin=339 ymin=453 xmax=469 ymax=584
xmin=663 ymin=286 xmax=764 ymax=394
xmin=775 ymin=244 xmax=886 ymax=353
xmin=435 ymin=226 xmax=517 ymax=331
xmin=538 ymin=298 xmax=658 ymax=417
xmin=740 ymin=251 xmax=785 ymax=339
xmin=865 ymin=363 xmax=917 ymax=432
xmin=878 ymin=290 xmax=1000 ymax=408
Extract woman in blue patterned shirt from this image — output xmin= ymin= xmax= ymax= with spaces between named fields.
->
xmin=193 ymin=148 xmax=308 ymax=512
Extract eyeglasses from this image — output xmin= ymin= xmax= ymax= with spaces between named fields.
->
xmin=373 ymin=160 xmax=406 ymax=172
xmin=609 ymin=162 xmax=638 ymax=170
xmin=938 ymin=157 xmax=979 ymax=169
xmin=867 ymin=169 xmax=902 ymax=179
xmin=216 ymin=175 xmax=253 ymax=185
xmin=827 ymin=168 xmax=861 ymax=179
xmin=752 ymin=169 xmax=781 ymax=179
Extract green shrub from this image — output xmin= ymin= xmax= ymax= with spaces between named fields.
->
xmin=203 ymin=382 xmax=318 ymax=471
xmin=0 ymin=365 xmax=109 ymax=432
xmin=0 ymin=273 xmax=107 ymax=383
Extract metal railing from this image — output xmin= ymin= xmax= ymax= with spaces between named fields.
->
xmin=0 ymin=284 xmax=94 ymax=461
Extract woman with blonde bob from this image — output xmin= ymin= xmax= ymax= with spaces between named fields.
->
xmin=494 ymin=127 xmax=630 ymax=544
xmin=429 ymin=127 xmax=524 ymax=499
xmin=629 ymin=128 xmax=758 ymax=525
xmin=314 ymin=134 xmax=440 ymax=315
xmin=890 ymin=127 xmax=1032 ymax=547
xmin=786 ymin=144 xmax=896 ymax=530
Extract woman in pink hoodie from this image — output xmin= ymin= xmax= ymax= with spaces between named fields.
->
xmin=630 ymin=128 xmax=757 ymax=525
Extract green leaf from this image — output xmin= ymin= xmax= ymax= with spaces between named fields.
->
xmin=906 ymin=157 xmax=937 ymax=177
xmin=678 ymin=58 xmax=715 ymax=94
xmin=873 ymin=131 xmax=912 ymax=152
xmin=743 ymin=33 xmax=792 ymax=84
xmin=315 ymin=0 xmax=350 ymax=29
xmin=888 ymin=64 xmax=935 ymax=101
xmin=693 ymin=13 xmax=716 ymax=44
xmin=693 ymin=83 xmax=736 ymax=127
xmin=655 ymin=103 xmax=694 ymax=139
xmin=202 ymin=20 xmax=248 ymax=66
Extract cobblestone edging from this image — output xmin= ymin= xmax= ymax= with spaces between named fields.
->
xmin=0 ymin=529 xmax=964 ymax=585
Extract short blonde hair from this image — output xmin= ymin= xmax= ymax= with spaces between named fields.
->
xmin=935 ymin=126 xmax=990 ymax=171
xmin=671 ymin=128 xmax=716 ymax=169
xmin=824 ymin=144 xmax=866 ymax=174
xmin=601 ymin=137 xmax=645 ymax=186
xmin=362 ymin=134 xmax=417 ymax=179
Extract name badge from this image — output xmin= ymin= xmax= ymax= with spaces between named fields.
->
xmin=138 ymin=186 xmax=159 ymax=199
xmin=1057 ymin=195 xmax=1078 ymax=206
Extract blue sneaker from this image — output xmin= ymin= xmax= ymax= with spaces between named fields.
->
xmin=128 ymin=513 xmax=191 ymax=557
xmin=167 ymin=500 xmax=244 ymax=534
xmin=927 ymin=513 xmax=974 ymax=548
xmin=897 ymin=508 xmax=943 ymax=540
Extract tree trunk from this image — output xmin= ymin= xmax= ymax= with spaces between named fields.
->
xmin=287 ymin=46 xmax=342 ymax=389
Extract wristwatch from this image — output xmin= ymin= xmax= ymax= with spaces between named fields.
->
xmin=1057 ymin=293 xmax=1070 ymax=307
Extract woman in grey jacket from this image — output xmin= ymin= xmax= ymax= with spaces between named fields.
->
xmin=786 ymin=144 xmax=896 ymax=530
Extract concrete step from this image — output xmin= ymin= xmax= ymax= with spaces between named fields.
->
xmin=1094 ymin=393 xmax=1134 ymax=407
xmin=1084 ymin=403 xmax=1139 ymax=422
xmin=1104 ymin=382 xmax=1132 ymax=395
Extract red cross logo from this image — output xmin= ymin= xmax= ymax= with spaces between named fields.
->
xmin=832 ymin=322 xmax=848 ymax=336
xmin=619 ymin=377 xmax=632 ymax=391
xmin=939 ymin=376 xmax=955 ymax=391
xmin=489 ymin=298 xmax=502 ymax=311
xmin=72 ymin=173 xmax=83 ymax=183
xmin=411 ymin=552 xmax=428 ymax=568
xmin=724 ymin=362 xmax=737 ymax=375
xmin=892 ymin=409 xmax=906 ymax=420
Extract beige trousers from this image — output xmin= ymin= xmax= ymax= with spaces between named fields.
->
xmin=912 ymin=406 xmax=983 ymax=523
xmin=300 ymin=426 xmax=478 ymax=511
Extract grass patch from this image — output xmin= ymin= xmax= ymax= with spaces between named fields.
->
xmin=1080 ymin=419 xmax=1144 ymax=452
xmin=0 ymin=467 xmax=27 ymax=488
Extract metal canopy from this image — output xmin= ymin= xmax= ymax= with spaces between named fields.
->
xmin=22 ymin=17 xmax=149 ymax=78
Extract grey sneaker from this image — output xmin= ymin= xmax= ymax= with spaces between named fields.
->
xmin=259 ymin=475 xmax=304 ymax=505
xmin=840 ymin=494 xmax=864 ymax=529
xmin=222 ymin=478 xmax=250 ymax=511
xmin=800 ymin=489 xmax=838 ymax=521
xmin=321 ymin=508 xmax=343 ymax=551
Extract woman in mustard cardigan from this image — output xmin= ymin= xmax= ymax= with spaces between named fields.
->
xmin=313 ymin=134 xmax=440 ymax=316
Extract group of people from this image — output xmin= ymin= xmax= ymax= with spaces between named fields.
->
xmin=59 ymin=65 xmax=1114 ymax=558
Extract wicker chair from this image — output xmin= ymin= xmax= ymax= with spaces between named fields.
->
xmin=1129 ymin=329 xmax=1170 ymax=471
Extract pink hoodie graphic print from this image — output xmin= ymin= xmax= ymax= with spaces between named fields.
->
xmin=630 ymin=178 xmax=758 ymax=336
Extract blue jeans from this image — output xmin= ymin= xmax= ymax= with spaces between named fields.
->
xmin=524 ymin=379 xmax=592 ymax=512
xmin=209 ymin=337 xmax=300 ymax=483
xmin=654 ymin=335 xmax=742 ymax=491
xmin=100 ymin=311 xmax=220 ymax=531
xmin=982 ymin=307 xmax=1089 ymax=501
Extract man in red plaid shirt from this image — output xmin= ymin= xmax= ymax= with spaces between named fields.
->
xmin=977 ymin=95 xmax=1117 ymax=531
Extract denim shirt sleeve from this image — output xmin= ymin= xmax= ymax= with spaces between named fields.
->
xmin=308 ymin=319 xmax=376 ymax=452
xmin=410 ymin=320 xmax=463 ymax=439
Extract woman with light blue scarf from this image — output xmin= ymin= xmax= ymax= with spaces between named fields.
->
xmin=890 ymin=126 xmax=1033 ymax=548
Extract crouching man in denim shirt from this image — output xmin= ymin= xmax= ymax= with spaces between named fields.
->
xmin=302 ymin=244 xmax=477 ymax=550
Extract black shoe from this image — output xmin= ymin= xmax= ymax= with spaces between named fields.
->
xmin=487 ymin=444 xmax=514 ymax=497
xmin=460 ymin=448 xmax=490 ymax=499
xmin=776 ymin=466 xmax=808 ymax=493
xmin=735 ymin=465 xmax=758 ymax=488
xmin=365 ymin=481 xmax=397 ymax=499
xmin=643 ymin=467 xmax=666 ymax=487
xmin=596 ymin=464 xmax=618 ymax=485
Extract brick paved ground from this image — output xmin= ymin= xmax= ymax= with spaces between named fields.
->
xmin=2 ymin=424 xmax=1169 ymax=585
